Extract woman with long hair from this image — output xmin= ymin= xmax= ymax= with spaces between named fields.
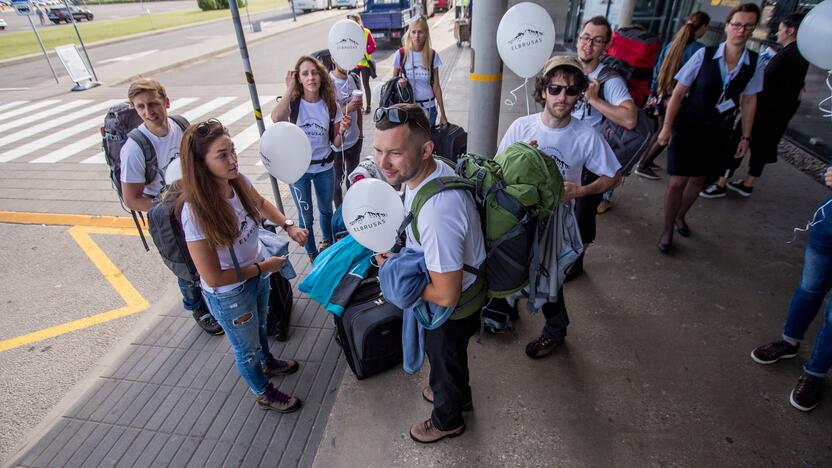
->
xmin=271 ymin=55 xmax=351 ymax=261
xmin=179 ymin=119 xmax=309 ymax=412
xmin=634 ymin=11 xmax=711 ymax=180
xmin=393 ymin=16 xmax=448 ymax=128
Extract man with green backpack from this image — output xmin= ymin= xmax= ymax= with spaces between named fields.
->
xmin=496 ymin=55 xmax=621 ymax=358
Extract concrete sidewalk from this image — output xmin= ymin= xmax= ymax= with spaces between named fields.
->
xmin=7 ymin=17 xmax=832 ymax=468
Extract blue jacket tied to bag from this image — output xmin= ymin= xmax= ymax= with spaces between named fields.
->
xmin=299 ymin=235 xmax=374 ymax=316
xmin=379 ymin=248 xmax=455 ymax=374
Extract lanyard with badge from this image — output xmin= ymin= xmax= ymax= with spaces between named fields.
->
xmin=715 ymin=58 xmax=737 ymax=114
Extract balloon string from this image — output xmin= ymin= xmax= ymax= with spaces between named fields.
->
xmin=524 ymin=78 xmax=530 ymax=115
xmin=504 ymin=80 xmax=528 ymax=110
xmin=818 ymin=70 xmax=832 ymax=119
xmin=291 ymin=184 xmax=309 ymax=230
xmin=788 ymin=198 xmax=832 ymax=244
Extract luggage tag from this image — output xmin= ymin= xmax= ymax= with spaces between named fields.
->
xmin=716 ymin=99 xmax=735 ymax=114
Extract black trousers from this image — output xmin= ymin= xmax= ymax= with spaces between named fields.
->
xmin=542 ymin=287 xmax=569 ymax=341
xmin=333 ymin=137 xmax=363 ymax=207
xmin=357 ymin=67 xmax=372 ymax=109
xmin=574 ymin=170 xmax=601 ymax=245
xmin=425 ymin=310 xmax=480 ymax=430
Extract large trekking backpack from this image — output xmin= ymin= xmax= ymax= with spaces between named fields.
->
xmin=596 ymin=68 xmax=656 ymax=175
xmin=100 ymin=102 xmax=188 ymax=249
xmin=602 ymin=26 xmax=660 ymax=107
xmin=401 ymin=142 xmax=564 ymax=299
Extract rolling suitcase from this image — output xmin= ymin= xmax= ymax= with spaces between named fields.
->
xmin=334 ymin=276 xmax=403 ymax=380
xmin=430 ymin=123 xmax=467 ymax=162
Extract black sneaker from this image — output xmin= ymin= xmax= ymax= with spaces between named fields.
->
xmin=192 ymin=306 xmax=224 ymax=336
xmin=635 ymin=166 xmax=660 ymax=180
xmin=727 ymin=180 xmax=753 ymax=197
xmin=564 ymin=252 xmax=584 ymax=282
xmin=256 ymin=383 xmax=302 ymax=413
xmin=750 ymin=340 xmax=799 ymax=365
xmin=525 ymin=334 xmax=563 ymax=359
xmin=699 ymin=184 xmax=727 ymax=199
xmin=790 ymin=373 xmax=824 ymax=412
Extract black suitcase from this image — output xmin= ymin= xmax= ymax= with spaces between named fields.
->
xmin=334 ymin=277 xmax=403 ymax=380
xmin=267 ymin=272 xmax=293 ymax=341
xmin=430 ymin=123 xmax=467 ymax=162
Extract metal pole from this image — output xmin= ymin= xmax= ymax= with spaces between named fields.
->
xmin=228 ymin=0 xmax=285 ymax=211
xmin=290 ymin=0 xmax=296 ymax=22
xmin=467 ymin=0 xmax=507 ymax=158
xmin=62 ymin=0 xmax=98 ymax=81
xmin=27 ymin=14 xmax=59 ymax=84
xmin=245 ymin=0 xmax=253 ymax=33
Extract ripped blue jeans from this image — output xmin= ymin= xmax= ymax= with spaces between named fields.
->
xmin=202 ymin=274 xmax=273 ymax=394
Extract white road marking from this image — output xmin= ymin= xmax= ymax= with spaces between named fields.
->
xmin=0 ymin=100 xmax=92 ymax=134
xmin=97 ymin=49 xmax=160 ymax=64
xmin=0 ymin=101 xmax=28 ymax=113
xmin=0 ymin=100 xmax=60 ymax=124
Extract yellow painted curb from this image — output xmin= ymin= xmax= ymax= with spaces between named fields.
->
xmin=0 ymin=211 xmax=142 ymax=230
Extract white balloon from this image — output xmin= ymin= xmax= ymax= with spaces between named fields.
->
xmin=797 ymin=0 xmax=832 ymax=70
xmin=496 ymin=2 xmax=556 ymax=78
xmin=259 ymin=122 xmax=312 ymax=184
xmin=328 ymin=19 xmax=367 ymax=71
xmin=342 ymin=178 xmax=405 ymax=253
xmin=164 ymin=157 xmax=182 ymax=184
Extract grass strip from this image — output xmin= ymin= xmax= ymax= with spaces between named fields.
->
xmin=0 ymin=0 xmax=286 ymax=60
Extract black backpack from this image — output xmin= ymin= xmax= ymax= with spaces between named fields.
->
xmin=100 ymin=103 xmax=188 ymax=249
xmin=379 ymin=76 xmax=414 ymax=107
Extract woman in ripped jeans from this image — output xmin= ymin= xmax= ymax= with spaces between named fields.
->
xmin=179 ymin=119 xmax=308 ymax=413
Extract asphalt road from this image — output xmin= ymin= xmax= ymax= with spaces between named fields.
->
xmin=0 ymin=0 xmax=199 ymax=33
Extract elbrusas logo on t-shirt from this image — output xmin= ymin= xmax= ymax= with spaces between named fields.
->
xmin=236 ymin=214 xmax=257 ymax=246
xmin=539 ymin=145 xmax=571 ymax=174
xmin=348 ymin=208 xmax=388 ymax=233
xmin=336 ymin=38 xmax=360 ymax=51
xmin=507 ymin=26 xmax=544 ymax=51
xmin=300 ymin=119 xmax=327 ymax=138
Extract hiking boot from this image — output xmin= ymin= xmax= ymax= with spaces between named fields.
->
xmin=727 ymin=180 xmax=753 ymax=197
xmin=790 ymin=373 xmax=824 ymax=412
xmin=635 ymin=165 xmax=660 ymax=180
xmin=699 ymin=184 xmax=727 ymax=199
xmin=750 ymin=340 xmax=799 ymax=365
xmin=192 ymin=306 xmax=223 ymax=336
xmin=256 ymin=383 xmax=302 ymax=413
xmin=564 ymin=252 xmax=584 ymax=282
xmin=409 ymin=418 xmax=465 ymax=443
xmin=525 ymin=334 xmax=563 ymax=359
xmin=422 ymin=386 xmax=473 ymax=411
xmin=262 ymin=356 xmax=299 ymax=377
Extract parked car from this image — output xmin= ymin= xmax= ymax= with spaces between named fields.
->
xmin=332 ymin=0 xmax=361 ymax=8
xmin=48 ymin=6 xmax=93 ymax=23
xmin=0 ymin=18 xmax=6 ymax=31
xmin=434 ymin=0 xmax=449 ymax=11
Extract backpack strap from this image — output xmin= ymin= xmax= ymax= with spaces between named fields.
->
xmin=349 ymin=71 xmax=361 ymax=90
xmin=227 ymin=246 xmax=245 ymax=282
xmin=169 ymin=114 xmax=189 ymax=131
xmin=127 ymin=128 xmax=159 ymax=186
xmin=429 ymin=48 xmax=435 ymax=87
xmin=398 ymin=48 xmax=406 ymax=77
xmin=289 ymin=97 xmax=300 ymax=124
xmin=405 ymin=176 xmax=475 ymax=245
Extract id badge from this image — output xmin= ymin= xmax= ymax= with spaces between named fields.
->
xmin=716 ymin=99 xmax=736 ymax=114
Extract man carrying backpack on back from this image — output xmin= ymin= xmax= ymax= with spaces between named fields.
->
xmin=570 ymin=16 xmax=639 ymax=276
xmin=118 ymin=78 xmax=222 ymax=336
xmin=496 ymin=55 xmax=621 ymax=358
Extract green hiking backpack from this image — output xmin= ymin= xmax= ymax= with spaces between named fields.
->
xmin=401 ymin=142 xmax=564 ymax=301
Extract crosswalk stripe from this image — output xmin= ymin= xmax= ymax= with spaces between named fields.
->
xmin=233 ymin=118 xmax=276 ymax=157
xmin=80 ymin=97 xmax=274 ymax=164
xmin=31 ymin=97 xmax=211 ymax=164
xmin=0 ymin=100 xmax=119 ymax=149
xmin=180 ymin=96 xmax=236 ymax=121
xmin=0 ymin=100 xmax=126 ymax=163
xmin=0 ymin=101 xmax=29 ymax=113
xmin=0 ymin=100 xmax=60 ymax=124
xmin=0 ymin=100 xmax=93 ymax=134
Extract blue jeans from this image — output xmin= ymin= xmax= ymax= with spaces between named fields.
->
xmin=202 ymin=275 xmax=273 ymax=394
xmin=783 ymin=198 xmax=832 ymax=377
xmin=177 ymin=277 xmax=204 ymax=311
xmin=421 ymin=105 xmax=438 ymax=128
xmin=291 ymin=168 xmax=335 ymax=256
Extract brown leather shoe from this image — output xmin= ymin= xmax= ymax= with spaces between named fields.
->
xmin=409 ymin=418 xmax=464 ymax=444
xmin=421 ymin=386 xmax=473 ymax=411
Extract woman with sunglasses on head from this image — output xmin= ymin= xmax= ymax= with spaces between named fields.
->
xmin=393 ymin=16 xmax=447 ymax=128
xmin=179 ymin=119 xmax=309 ymax=413
xmin=271 ymin=55 xmax=352 ymax=261
xmin=635 ymin=11 xmax=711 ymax=181
xmin=655 ymin=3 xmax=764 ymax=253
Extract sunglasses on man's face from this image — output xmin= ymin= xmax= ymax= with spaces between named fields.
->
xmin=546 ymin=84 xmax=582 ymax=97
xmin=373 ymin=106 xmax=430 ymax=133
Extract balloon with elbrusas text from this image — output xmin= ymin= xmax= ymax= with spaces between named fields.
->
xmin=342 ymin=178 xmax=405 ymax=253
xmin=259 ymin=122 xmax=312 ymax=184
xmin=496 ymin=2 xmax=556 ymax=78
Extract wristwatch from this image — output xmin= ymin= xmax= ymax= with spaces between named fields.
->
xmin=282 ymin=219 xmax=295 ymax=230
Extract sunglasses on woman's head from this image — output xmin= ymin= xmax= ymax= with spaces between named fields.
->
xmin=373 ymin=107 xmax=430 ymax=133
xmin=546 ymin=84 xmax=582 ymax=97
xmin=194 ymin=118 xmax=225 ymax=137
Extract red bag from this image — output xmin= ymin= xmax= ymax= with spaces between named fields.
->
xmin=603 ymin=27 xmax=660 ymax=107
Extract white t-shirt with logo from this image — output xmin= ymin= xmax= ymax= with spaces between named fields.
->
xmin=119 ymin=118 xmax=184 ymax=198
xmin=570 ymin=63 xmax=633 ymax=129
xmin=330 ymin=71 xmax=361 ymax=152
xmin=404 ymin=162 xmax=485 ymax=291
xmin=393 ymin=49 xmax=442 ymax=106
xmin=181 ymin=175 xmax=262 ymax=294
xmin=297 ymin=98 xmax=342 ymax=174
xmin=498 ymin=113 xmax=621 ymax=184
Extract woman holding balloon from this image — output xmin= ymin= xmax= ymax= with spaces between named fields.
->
xmin=179 ymin=119 xmax=308 ymax=413
xmin=393 ymin=16 xmax=447 ymax=128
xmin=271 ymin=56 xmax=352 ymax=261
